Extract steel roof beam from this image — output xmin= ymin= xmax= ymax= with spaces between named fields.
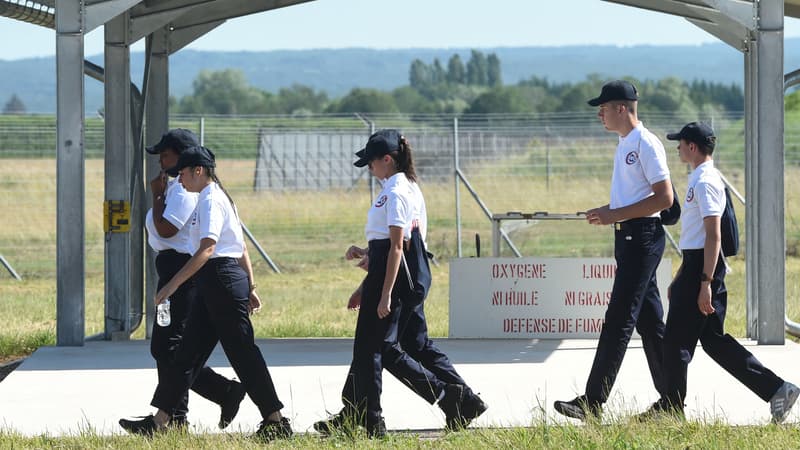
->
xmin=168 ymin=19 xmax=224 ymax=54
xmin=603 ymin=0 xmax=715 ymax=22
xmin=85 ymin=0 xmax=141 ymax=32
xmin=688 ymin=17 xmax=749 ymax=49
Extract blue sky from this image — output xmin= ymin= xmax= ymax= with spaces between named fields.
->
xmin=2 ymin=0 xmax=800 ymax=60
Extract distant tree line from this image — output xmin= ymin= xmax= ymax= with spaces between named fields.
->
xmin=170 ymin=50 xmax=744 ymax=117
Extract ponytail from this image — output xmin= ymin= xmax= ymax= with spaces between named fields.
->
xmin=206 ymin=166 xmax=239 ymax=218
xmin=392 ymin=135 xmax=417 ymax=182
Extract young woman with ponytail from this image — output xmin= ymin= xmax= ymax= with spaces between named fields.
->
xmin=314 ymin=130 xmax=487 ymax=437
xmin=119 ymin=146 xmax=292 ymax=442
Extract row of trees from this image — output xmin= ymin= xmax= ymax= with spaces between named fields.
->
xmin=157 ymin=51 xmax=745 ymax=117
xmin=173 ymin=69 xmax=744 ymax=119
xmin=409 ymin=50 xmax=502 ymax=90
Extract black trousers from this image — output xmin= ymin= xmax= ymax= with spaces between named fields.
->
xmin=151 ymin=257 xmax=284 ymax=419
xmin=585 ymin=218 xmax=667 ymax=404
xmin=341 ymin=239 xmax=447 ymax=424
xmin=151 ymin=250 xmax=231 ymax=418
xmin=662 ymin=249 xmax=783 ymax=406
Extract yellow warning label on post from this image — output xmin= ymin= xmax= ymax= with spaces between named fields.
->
xmin=103 ymin=200 xmax=131 ymax=233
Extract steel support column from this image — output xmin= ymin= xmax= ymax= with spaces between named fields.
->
xmin=143 ymin=27 xmax=170 ymax=338
xmin=104 ymin=12 xmax=133 ymax=339
xmin=744 ymin=42 xmax=759 ymax=339
xmin=55 ymin=0 xmax=86 ymax=346
xmin=753 ymin=0 xmax=785 ymax=344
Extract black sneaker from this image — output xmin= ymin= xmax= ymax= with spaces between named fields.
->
xmin=169 ymin=415 xmax=190 ymax=431
xmin=314 ymin=409 xmax=355 ymax=435
xmin=366 ymin=416 xmax=387 ymax=439
xmin=634 ymin=398 xmax=685 ymax=422
xmin=447 ymin=390 xmax=488 ymax=430
xmin=118 ymin=415 xmax=164 ymax=437
xmin=553 ymin=395 xmax=602 ymax=421
xmin=253 ymin=417 xmax=293 ymax=442
xmin=219 ymin=381 xmax=246 ymax=429
xmin=439 ymin=384 xmax=466 ymax=429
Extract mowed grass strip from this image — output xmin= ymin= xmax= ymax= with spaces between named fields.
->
xmin=2 ymin=420 xmax=800 ymax=449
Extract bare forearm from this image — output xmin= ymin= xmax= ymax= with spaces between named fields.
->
xmin=382 ymin=246 xmax=402 ymax=297
xmin=168 ymin=246 xmax=212 ymax=291
xmin=238 ymin=244 xmax=256 ymax=288
xmin=612 ymin=191 xmax=672 ymax=222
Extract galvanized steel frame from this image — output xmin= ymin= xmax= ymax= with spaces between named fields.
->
xmin=37 ymin=0 xmax=795 ymax=344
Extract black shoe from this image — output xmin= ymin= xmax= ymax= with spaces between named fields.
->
xmin=169 ymin=415 xmax=190 ymax=431
xmin=313 ymin=408 xmax=364 ymax=435
xmin=366 ymin=416 xmax=387 ymax=439
xmin=448 ymin=390 xmax=488 ymax=430
xmin=219 ymin=381 xmax=246 ymax=429
xmin=553 ymin=395 xmax=602 ymax=421
xmin=253 ymin=417 xmax=293 ymax=442
xmin=118 ymin=415 xmax=164 ymax=437
xmin=439 ymin=384 xmax=466 ymax=429
xmin=634 ymin=398 xmax=685 ymax=422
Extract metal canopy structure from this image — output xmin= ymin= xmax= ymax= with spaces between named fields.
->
xmin=0 ymin=0 xmax=794 ymax=345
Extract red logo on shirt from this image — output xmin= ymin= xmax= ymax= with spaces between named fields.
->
xmin=375 ymin=195 xmax=388 ymax=208
xmin=625 ymin=151 xmax=638 ymax=165
xmin=686 ymin=187 xmax=694 ymax=203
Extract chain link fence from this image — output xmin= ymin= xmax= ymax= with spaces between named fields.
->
xmin=4 ymin=111 xmax=800 ymax=280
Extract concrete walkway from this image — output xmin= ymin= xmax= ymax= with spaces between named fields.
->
xmin=0 ymin=338 xmax=798 ymax=436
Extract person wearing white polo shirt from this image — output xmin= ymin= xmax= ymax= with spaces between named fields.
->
xmin=314 ymin=130 xmax=485 ymax=437
xmin=554 ymin=80 xmax=674 ymax=420
xmin=120 ymin=146 xmax=292 ymax=442
xmin=122 ymin=129 xmax=244 ymax=431
xmin=636 ymin=122 xmax=799 ymax=422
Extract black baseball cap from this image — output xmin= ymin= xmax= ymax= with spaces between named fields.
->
xmin=666 ymin=121 xmax=716 ymax=150
xmin=354 ymin=129 xmax=402 ymax=168
xmin=168 ymin=145 xmax=216 ymax=176
xmin=146 ymin=128 xmax=199 ymax=155
xmin=587 ymin=80 xmax=639 ymax=106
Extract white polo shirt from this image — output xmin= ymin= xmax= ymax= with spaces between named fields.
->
xmin=365 ymin=172 xmax=423 ymax=241
xmin=191 ymin=182 xmax=244 ymax=258
xmin=409 ymin=181 xmax=428 ymax=244
xmin=679 ymin=161 xmax=725 ymax=250
xmin=609 ymin=123 xmax=670 ymax=216
xmin=145 ymin=178 xmax=198 ymax=255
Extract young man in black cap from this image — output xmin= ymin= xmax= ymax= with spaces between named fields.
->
xmin=554 ymin=80 xmax=674 ymax=420
xmin=636 ymin=122 xmax=799 ymax=422
xmin=120 ymin=130 xmax=245 ymax=432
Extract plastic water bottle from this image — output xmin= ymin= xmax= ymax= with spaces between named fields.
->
xmin=157 ymin=299 xmax=171 ymax=327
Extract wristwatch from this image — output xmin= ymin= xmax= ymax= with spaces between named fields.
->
xmin=700 ymin=273 xmax=712 ymax=283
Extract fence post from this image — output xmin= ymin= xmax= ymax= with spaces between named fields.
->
xmin=453 ymin=117 xmax=462 ymax=258
xmin=199 ymin=116 xmax=205 ymax=146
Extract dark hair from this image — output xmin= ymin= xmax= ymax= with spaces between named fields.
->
xmin=698 ymin=137 xmax=716 ymax=156
xmin=389 ymin=135 xmax=417 ymax=182
xmin=204 ymin=165 xmax=239 ymax=217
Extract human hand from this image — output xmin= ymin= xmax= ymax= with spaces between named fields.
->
xmin=249 ymin=290 xmax=262 ymax=314
xmin=356 ymin=255 xmax=369 ymax=271
xmin=345 ymin=245 xmax=366 ymax=260
xmin=150 ymin=171 xmax=168 ymax=197
xmin=347 ymin=287 xmax=362 ymax=310
xmin=155 ymin=284 xmax=174 ymax=306
xmin=586 ymin=206 xmax=616 ymax=226
xmin=377 ymin=293 xmax=391 ymax=319
xmin=697 ymin=284 xmax=715 ymax=316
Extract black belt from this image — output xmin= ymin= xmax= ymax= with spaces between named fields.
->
xmin=614 ymin=217 xmax=660 ymax=232
xmin=157 ymin=249 xmax=188 ymax=257
xmin=368 ymin=239 xmax=410 ymax=251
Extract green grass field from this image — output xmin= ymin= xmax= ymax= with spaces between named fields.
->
xmin=2 ymin=418 xmax=800 ymax=448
